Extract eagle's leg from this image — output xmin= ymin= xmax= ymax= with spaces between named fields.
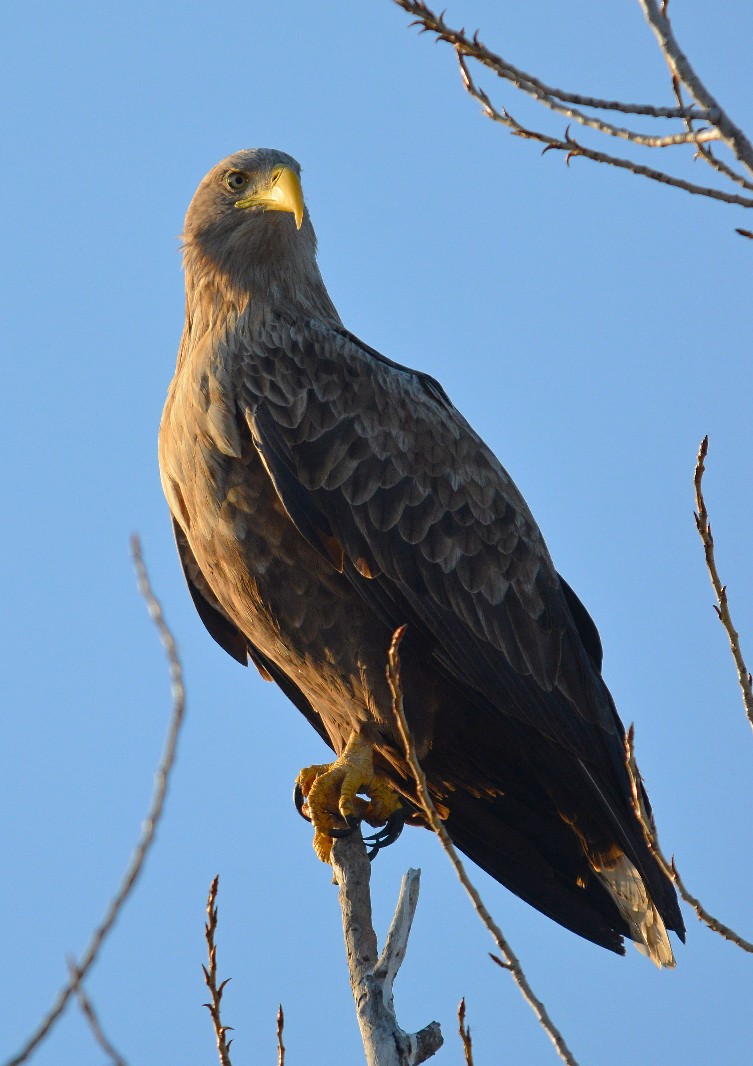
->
xmin=294 ymin=731 xmax=405 ymax=863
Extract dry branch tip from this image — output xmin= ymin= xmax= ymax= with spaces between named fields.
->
xmin=203 ymin=875 xmax=234 ymax=1066
xmin=692 ymin=437 xmax=753 ymax=733
xmin=458 ymin=998 xmax=475 ymax=1066
xmin=277 ymin=1004 xmax=286 ymax=1066
xmin=626 ymin=726 xmax=753 ymax=952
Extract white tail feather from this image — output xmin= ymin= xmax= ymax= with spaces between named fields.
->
xmin=595 ymin=854 xmax=675 ymax=968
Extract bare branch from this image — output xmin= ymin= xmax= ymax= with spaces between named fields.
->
xmin=457 ymin=999 xmax=474 ymax=1066
xmin=276 ymin=1005 xmax=285 ymax=1066
xmin=625 ymin=727 xmax=753 ymax=953
xmin=639 ymin=0 xmax=753 ymax=175
xmin=455 ymin=46 xmax=721 ymax=151
xmin=387 ymin=627 xmax=580 ymax=1066
xmin=5 ymin=536 xmax=187 ymax=1066
xmin=67 ymin=961 xmax=128 ymax=1066
xmin=393 ymin=1 xmax=713 ymax=120
xmin=456 ymin=55 xmax=753 ymax=209
xmin=330 ymin=834 xmax=443 ymax=1065
xmin=693 ymin=437 xmax=753 ymax=733
xmin=203 ymin=876 xmax=234 ymax=1066
xmin=391 ymin=0 xmax=753 ymax=207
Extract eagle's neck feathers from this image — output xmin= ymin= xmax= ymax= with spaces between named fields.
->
xmin=182 ymin=217 xmax=341 ymax=337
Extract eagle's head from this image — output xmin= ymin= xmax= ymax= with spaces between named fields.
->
xmin=181 ymin=149 xmax=331 ymax=316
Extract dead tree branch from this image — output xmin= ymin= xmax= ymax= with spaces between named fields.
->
xmin=390 ymin=0 xmax=753 ymax=208
xmin=387 ymin=627 xmax=580 ymax=1066
xmin=693 ymin=436 xmax=753 ymax=734
xmin=329 ymin=833 xmax=443 ymax=1065
xmin=203 ymin=876 xmax=234 ymax=1066
xmin=625 ymin=727 xmax=753 ymax=953
xmin=5 ymin=536 xmax=186 ymax=1066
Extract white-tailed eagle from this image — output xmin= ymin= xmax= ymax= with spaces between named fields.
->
xmin=159 ymin=148 xmax=684 ymax=966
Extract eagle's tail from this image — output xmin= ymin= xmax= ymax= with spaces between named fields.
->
xmin=593 ymin=852 xmax=675 ymax=968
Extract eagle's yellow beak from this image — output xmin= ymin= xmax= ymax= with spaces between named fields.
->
xmin=235 ymin=165 xmax=304 ymax=230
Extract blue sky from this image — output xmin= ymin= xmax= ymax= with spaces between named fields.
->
xmin=2 ymin=1 xmax=753 ymax=1063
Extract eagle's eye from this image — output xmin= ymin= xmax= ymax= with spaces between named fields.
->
xmin=225 ymin=171 xmax=249 ymax=192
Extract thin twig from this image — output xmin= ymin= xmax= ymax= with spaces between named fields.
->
xmin=458 ymin=998 xmax=474 ymax=1066
xmin=5 ymin=536 xmax=187 ymax=1066
xmin=387 ymin=627 xmax=580 ymax=1066
xmin=393 ymin=0 xmax=714 ymax=120
xmin=454 ymin=48 xmax=722 ymax=150
xmin=625 ymin=726 xmax=753 ymax=952
xmin=457 ymin=55 xmax=753 ymax=209
xmin=450 ymin=25 xmax=723 ymax=150
xmin=276 ymin=1005 xmax=285 ymax=1066
xmin=203 ymin=876 xmax=234 ymax=1066
xmin=693 ymin=437 xmax=753 ymax=733
xmin=67 ymin=960 xmax=128 ymax=1066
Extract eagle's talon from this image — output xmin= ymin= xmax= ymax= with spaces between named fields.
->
xmin=294 ymin=783 xmax=311 ymax=823
xmin=294 ymin=733 xmax=404 ymax=865
xmin=363 ymin=806 xmax=407 ymax=858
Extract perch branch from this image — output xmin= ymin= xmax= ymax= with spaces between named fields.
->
xmin=387 ymin=628 xmax=580 ymax=1066
xmin=693 ymin=436 xmax=753 ymax=733
xmin=203 ymin=876 xmax=234 ymax=1066
xmin=330 ymin=833 xmax=443 ymax=1065
xmin=5 ymin=536 xmax=186 ymax=1066
xmin=625 ymin=727 xmax=753 ymax=952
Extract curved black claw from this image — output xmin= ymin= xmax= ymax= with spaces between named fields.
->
xmin=326 ymin=823 xmax=359 ymax=839
xmin=294 ymin=783 xmax=311 ymax=823
xmin=327 ymin=811 xmax=362 ymax=838
xmin=363 ymin=807 xmax=407 ymax=860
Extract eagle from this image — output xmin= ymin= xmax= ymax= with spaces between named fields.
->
xmin=159 ymin=148 xmax=684 ymax=965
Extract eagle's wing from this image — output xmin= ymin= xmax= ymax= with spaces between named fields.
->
xmin=171 ymin=516 xmax=336 ymax=751
xmin=171 ymin=517 xmax=249 ymax=665
xmin=231 ymin=312 xmax=622 ymax=773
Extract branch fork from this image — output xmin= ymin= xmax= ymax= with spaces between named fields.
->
xmin=330 ymin=833 xmax=443 ymax=1065
xmin=393 ymin=0 xmax=753 ymax=208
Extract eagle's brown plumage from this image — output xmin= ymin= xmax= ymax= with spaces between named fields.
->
xmin=159 ymin=148 xmax=684 ymax=962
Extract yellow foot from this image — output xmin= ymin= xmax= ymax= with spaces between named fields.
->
xmin=294 ymin=732 xmax=405 ymax=863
